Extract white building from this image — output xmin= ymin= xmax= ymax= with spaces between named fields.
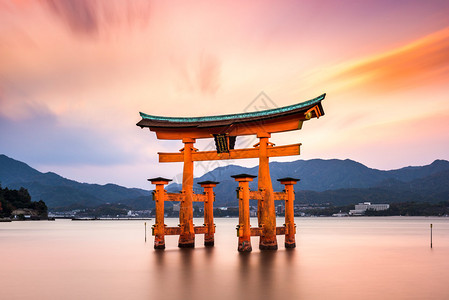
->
xmin=332 ymin=211 xmax=349 ymax=217
xmin=249 ymin=206 xmax=257 ymax=217
xmin=349 ymin=202 xmax=389 ymax=216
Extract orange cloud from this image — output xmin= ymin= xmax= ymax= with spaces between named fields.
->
xmin=333 ymin=27 xmax=449 ymax=92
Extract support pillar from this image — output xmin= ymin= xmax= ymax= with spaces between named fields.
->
xmin=179 ymin=137 xmax=196 ymax=248
xmin=278 ymin=177 xmax=299 ymax=248
xmin=148 ymin=177 xmax=172 ymax=250
xmin=232 ymin=174 xmax=256 ymax=252
xmin=198 ymin=181 xmax=219 ymax=247
xmin=257 ymin=133 xmax=277 ymax=250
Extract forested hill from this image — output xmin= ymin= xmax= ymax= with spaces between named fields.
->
xmin=1 ymin=154 xmax=448 ymax=209
xmin=168 ymin=159 xmax=449 ymax=206
xmin=0 ymin=186 xmax=48 ymax=219
xmin=0 ymin=154 xmax=150 ymax=210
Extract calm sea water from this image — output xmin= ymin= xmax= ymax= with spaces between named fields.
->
xmin=1 ymin=217 xmax=449 ymax=300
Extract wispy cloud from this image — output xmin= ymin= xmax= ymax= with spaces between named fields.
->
xmin=170 ymin=52 xmax=222 ymax=96
xmin=197 ymin=53 xmax=221 ymax=94
xmin=331 ymin=27 xmax=449 ymax=92
xmin=45 ymin=0 xmax=99 ymax=35
xmin=44 ymin=0 xmax=151 ymax=37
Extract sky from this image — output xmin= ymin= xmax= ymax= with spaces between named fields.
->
xmin=0 ymin=0 xmax=448 ymax=189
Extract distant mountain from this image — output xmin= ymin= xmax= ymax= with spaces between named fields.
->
xmin=173 ymin=158 xmax=449 ymax=206
xmin=295 ymin=168 xmax=449 ymax=206
xmin=1 ymin=154 xmax=448 ymax=209
xmin=0 ymin=154 xmax=150 ymax=209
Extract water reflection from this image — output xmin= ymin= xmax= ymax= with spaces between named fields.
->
xmin=237 ymin=248 xmax=296 ymax=299
xmin=237 ymin=253 xmax=251 ymax=298
xmin=153 ymin=246 xmax=220 ymax=300
xmin=2 ymin=218 xmax=449 ymax=300
xmin=179 ymin=248 xmax=194 ymax=299
xmin=258 ymin=251 xmax=277 ymax=299
xmin=153 ymin=243 xmax=296 ymax=300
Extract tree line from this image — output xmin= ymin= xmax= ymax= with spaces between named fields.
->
xmin=0 ymin=185 xmax=48 ymax=219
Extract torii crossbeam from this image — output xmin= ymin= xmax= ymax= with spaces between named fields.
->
xmin=137 ymin=93 xmax=326 ymax=250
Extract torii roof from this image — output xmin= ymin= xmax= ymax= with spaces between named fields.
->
xmin=137 ymin=93 xmax=325 ymax=129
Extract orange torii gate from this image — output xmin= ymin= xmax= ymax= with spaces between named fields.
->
xmin=137 ymin=93 xmax=326 ymax=251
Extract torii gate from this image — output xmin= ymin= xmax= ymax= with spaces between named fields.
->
xmin=137 ymin=93 xmax=326 ymax=251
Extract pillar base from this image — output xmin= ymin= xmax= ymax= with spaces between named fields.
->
xmin=285 ymin=242 xmax=296 ymax=249
xmin=178 ymin=242 xmax=195 ymax=248
xmin=238 ymin=241 xmax=252 ymax=252
xmin=204 ymin=240 xmax=214 ymax=247
xmin=179 ymin=233 xmax=195 ymax=248
xmin=154 ymin=243 xmax=165 ymax=250
xmin=259 ymin=242 xmax=278 ymax=250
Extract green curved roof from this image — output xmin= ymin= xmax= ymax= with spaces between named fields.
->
xmin=139 ymin=93 xmax=325 ymax=124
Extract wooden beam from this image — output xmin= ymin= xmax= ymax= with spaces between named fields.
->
xmin=274 ymin=192 xmax=287 ymax=201
xmin=165 ymin=227 xmax=181 ymax=235
xmin=159 ymin=152 xmax=184 ymax=163
xmin=267 ymin=143 xmax=301 ymax=157
xmin=250 ymin=226 xmax=287 ymax=236
xmin=192 ymin=194 xmax=207 ymax=202
xmin=166 ymin=193 xmax=183 ymax=201
xmin=249 ymin=191 xmax=263 ymax=200
xmin=165 ymin=192 xmax=206 ymax=202
xmin=164 ymin=226 xmax=209 ymax=235
xmin=276 ymin=226 xmax=286 ymax=235
xmin=152 ymin=117 xmax=304 ymax=140
xmin=194 ymin=226 xmax=208 ymax=234
xmin=250 ymin=227 xmax=263 ymax=236
xmin=159 ymin=143 xmax=301 ymax=163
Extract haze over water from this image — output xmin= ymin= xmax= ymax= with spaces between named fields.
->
xmin=1 ymin=217 xmax=448 ymax=300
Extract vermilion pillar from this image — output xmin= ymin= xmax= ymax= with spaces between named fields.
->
xmin=198 ymin=181 xmax=219 ymax=247
xmin=278 ymin=177 xmax=299 ymax=248
xmin=257 ymin=133 xmax=277 ymax=250
xmin=179 ymin=137 xmax=196 ymax=248
xmin=148 ymin=177 xmax=172 ymax=250
xmin=232 ymin=174 xmax=256 ymax=252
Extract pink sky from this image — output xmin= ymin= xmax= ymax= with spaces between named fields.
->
xmin=1 ymin=0 xmax=448 ymax=188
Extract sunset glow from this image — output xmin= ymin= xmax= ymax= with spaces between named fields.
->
xmin=1 ymin=0 xmax=448 ymax=188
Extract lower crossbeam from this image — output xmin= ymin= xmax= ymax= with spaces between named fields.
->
xmin=248 ymin=226 xmax=288 ymax=236
xmin=163 ymin=226 xmax=209 ymax=235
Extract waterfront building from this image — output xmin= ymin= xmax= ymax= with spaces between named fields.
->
xmin=349 ymin=202 xmax=390 ymax=215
